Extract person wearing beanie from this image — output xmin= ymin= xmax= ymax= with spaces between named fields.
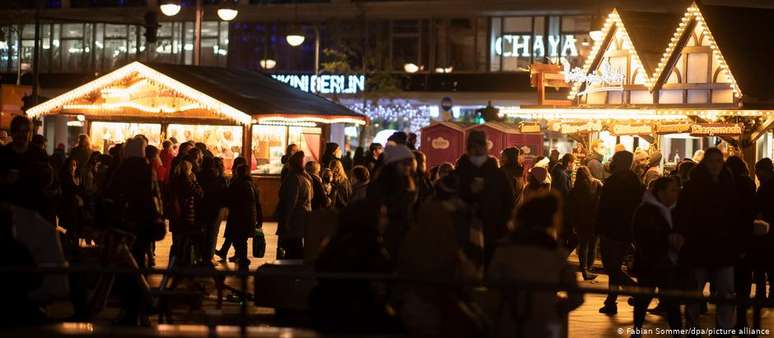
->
xmin=455 ymin=129 xmax=515 ymax=266
xmin=387 ymin=131 xmax=408 ymax=146
xmin=597 ymin=150 xmax=644 ymax=315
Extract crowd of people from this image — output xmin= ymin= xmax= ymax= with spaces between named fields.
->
xmin=1 ymin=113 xmax=774 ymax=337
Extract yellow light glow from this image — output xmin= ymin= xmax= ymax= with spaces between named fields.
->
xmin=63 ymin=101 xmax=203 ymax=113
xmin=502 ymin=108 xmax=767 ymax=122
xmin=27 ymin=62 xmax=253 ymax=124
xmin=256 ymin=116 xmax=367 ymax=126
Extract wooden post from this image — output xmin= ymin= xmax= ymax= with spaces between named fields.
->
xmin=242 ymin=123 xmax=253 ymax=168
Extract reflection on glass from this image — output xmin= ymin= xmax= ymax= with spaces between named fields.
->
xmin=90 ymin=121 xmax=162 ymax=153
xmin=167 ymin=124 xmax=243 ymax=170
xmin=251 ymin=125 xmax=321 ymax=175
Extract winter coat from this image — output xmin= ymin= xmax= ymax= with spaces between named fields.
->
xmin=587 ymin=152 xmax=606 ymax=180
xmin=309 ymin=173 xmax=331 ymax=210
xmin=501 ymin=164 xmax=525 ymax=201
xmin=69 ymin=145 xmax=91 ymax=177
xmin=414 ymin=173 xmax=434 ymax=206
xmin=567 ymin=179 xmax=602 ymax=241
xmin=596 ymin=170 xmax=644 ymax=242
xmin=109 ymin=157 xmax=164 ymax=240
xmin=455 ymin=154 xmax=515 ymax=243
xmin=276 ymin=170 xmax=312 ymax=239
xmin=173 ymin=174 xmax=203 ymax=234
xmin=632 ymin=191 xmax=677 ymax=276
xmin=487 ymin=229 xmax=583 ymax=338
xmin=674 ymin=165 xmax=741 ymax=267
xmin=753 ymin=177 xmax=774 ymax=266
xmin=225 ymin=176 xmax=262 ymax=241
xmin=733 ymin=174 xmax=757 ymax=256
xmin=350 ymin=181 xmax=369 ymax=203
xmin=642 ymin=166 xmax=661 ymax=188
xmin=550 ymin=164 xmax=571 ymax=198
xmin=198 ymin=170 xmax=228 ymax=225
xmin=329 ymin=178 xmax=352 ymax=209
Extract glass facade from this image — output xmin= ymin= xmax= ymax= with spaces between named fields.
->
xmin=0 ymin=20 xmax=228 ymax=73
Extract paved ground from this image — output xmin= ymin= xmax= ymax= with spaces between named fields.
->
xmin=95 ymin=222 xmax=774 ymax=336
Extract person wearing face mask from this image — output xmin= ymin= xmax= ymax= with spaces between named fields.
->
xmin=631 ymin=176 xmax=683 ymax=336
xmin=674 ymin=147 xmax=739 ymax=333
xmin=455 ymin=130 xmax=515 ymax=266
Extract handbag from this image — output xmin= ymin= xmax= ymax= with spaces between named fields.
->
xmin=253 ymin=228 xmax=266 ymax=258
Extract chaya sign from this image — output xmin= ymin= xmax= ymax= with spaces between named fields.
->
xmin=494 ymin=34 xmax=578 ymax=58
xmin=272 ymin=74 xmax=365 ymax=94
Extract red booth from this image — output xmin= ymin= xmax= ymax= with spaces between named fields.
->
xmin=420 ymin=121 xmax=466 ymax=168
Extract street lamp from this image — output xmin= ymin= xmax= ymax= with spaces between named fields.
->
xmin=160 ymin=0 xmax=238 ymax=65
xmin=259 ymin=59 xmax=277 ymax=69
xmin=404 ymin=63 xmax=419 ymax=73
xmin=286 ymin=25 xmax=305 ymax=47
xmin=160 ymin=0 xmax=181 ymax=17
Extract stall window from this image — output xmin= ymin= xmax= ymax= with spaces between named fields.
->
xmin=166 ymin=124 xmax=243 ymax=170
xmin=251 ymin=124 xmax=322 ymax=175
xmin=90 ymin=121 xmax=162 ymax=153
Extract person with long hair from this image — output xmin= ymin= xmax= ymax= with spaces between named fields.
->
xmin=321 ymin=142 xmax=341 ymax=170
xmin=412 ymin=150 xmax=433 ymax=207
xmin=276 ymin=151 xmax=312 ymax=259
xmin=567 ymin=166 xmax=603 ymax=280
xmin=328 ymin=159 xmax=352 ymax=209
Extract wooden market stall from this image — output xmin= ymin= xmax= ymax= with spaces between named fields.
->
xmin=508 ymin=3 xmax=774 ymax=168
xmin=26 ymin=61 xmax=368 ymax=216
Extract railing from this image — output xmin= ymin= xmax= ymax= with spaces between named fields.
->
xmin=0 ymin=264 xmax=771 ymax=337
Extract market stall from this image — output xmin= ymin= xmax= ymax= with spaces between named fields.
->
xmin=27 ymin=61 xmax=367 ymax=215
xmin=507 ymin=3 xmax=774 ymax=167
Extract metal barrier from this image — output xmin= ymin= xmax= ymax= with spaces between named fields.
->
xmin=0 ymin=264 xmax=770 ymax=337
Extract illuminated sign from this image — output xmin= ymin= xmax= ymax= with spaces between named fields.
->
xmin=690 ymin=123 xmax=743 ymax=136
xmin=562 ymin=58 xmax=625 ymax=87
xmin=494 ymin=34 xmax=578 ymax=58
xmin=611 ymin=124 xmax=652 ymax=136
xmin=272 ymin=74 xmax=365 ymax=94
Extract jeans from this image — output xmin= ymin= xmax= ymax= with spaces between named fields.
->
xmin=600 ymin=237 xmax=635 ymax=305
xmin=685 ymin=266 xmax=735 ymax=331
xmin=633 ymin=266 xmax=682 ymax=333
xmin=577 ymin=237 xmax=598 ymax=271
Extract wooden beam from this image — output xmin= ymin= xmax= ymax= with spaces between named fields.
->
xmin=751 ymin=116 xmax=774 ymax=143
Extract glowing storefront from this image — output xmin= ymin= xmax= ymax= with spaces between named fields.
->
xmin=509 ymin=3 xmax=774 ymax=167
xmin=27 ymin=61 xmax=367 ymax=213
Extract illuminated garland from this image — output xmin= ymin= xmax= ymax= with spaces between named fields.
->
xmin=568 ymin=9 xmax=652 ymax=99
xmin=652 ymin=2 xmax=741 ymax=98
xmin=347 ymin=100 xmax=432 ymax=132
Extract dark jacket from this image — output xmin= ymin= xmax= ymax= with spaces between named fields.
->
xmin=501 ymin=164 xmax=525 ymax=201
xmin=632 ymin=193 xmax=675 ymax=275
xmin=596 ymin=170 xmax=644 ymax=242
xmin=329 ymin=178 xmax=352 ymax=209
xmin=587 ymin=152 xmax=606 ymax=180
xmin=674 ymin=165 xmax=740 ymax=267
xmin=567 ymin=179 xmax=602 ymax=241
xmin=350 ymin=181 xmax=369 ymax=203
xmin=109 ymin=157 xmax=164 ymax=240
xmin=550 ymin=164 xmax=571 ymax=198
xmin=455 ymin=154 xmax=515 ymax=243
xmin=198 ymin=170 xmax=228 ymax=225
xmin=414 ymin=173 xmax=433 ymax=206
xmin=276 ymin=170 xmax=312 ymax=239
xmin=733 ymin=174 xmax=757 ymax=255
xmin=309 ymin=173 xmax=330 ymax=210
xmin=753 ymin=177 xmax=774 ymax=265
xmin=225 ymin=176 xmax=262 ymax=241
xmin=174 ymin=174 xmax=203 ymax=233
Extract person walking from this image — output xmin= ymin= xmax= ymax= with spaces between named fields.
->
xmin=597 ymin=150 xmax=643 ymax=315
xmin=455 ymin=130 xmax=515 ymax=266
xmin=674 ymin=147 xmax=739 ymax=332
xmin=215 ymin=157 xmax=247 ymax=261
xmin=224 ymin=164 xmax=262 ymax=269
xmin=500 ymin=147 xmax=525 ymax=202
xmin=275 ymin=151 xmax=312 ymax=259
xmin=487 ymin=192 xmax=584 ymax=338
xmin=631 ymin=176 xmax=683 ymax=335
xmin=567 ymin=166 xmax=602 ymax=280
xmin=198 ymin=157 xmax=228 ymax=262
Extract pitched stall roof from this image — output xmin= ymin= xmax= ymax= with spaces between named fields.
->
xmin=617 ymin=10 xmax=682 ymax=78
xmin=146 ymin=63 xmax=367 ymax=124
xmin=697 ymin=4 xmax=774 ymax=105
xmin=26 ymin=61 xmax=367 ymax=125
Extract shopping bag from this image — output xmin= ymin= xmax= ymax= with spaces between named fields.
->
xmin=253 ymin=228 xmax=266 ymax=258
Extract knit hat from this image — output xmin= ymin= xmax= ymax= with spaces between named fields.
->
xmin=467 ymin=130 xmax=487 ymax=150
xmin=382 ymin=144 xmax=414 ymax=165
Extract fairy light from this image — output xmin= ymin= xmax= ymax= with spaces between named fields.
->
xmin=567 ymin=9 xmax=654 ymax=100
xmin=63 ymin=102 xmax=203 ymax=114
xmin=652 ymin=2 xmax=741 ymax=99
xmin=256 ymin=116 xmax=367 ymax=126
xmin=348 ymin=101 xmax=431 ymax=132
xmin=27 ymin=61 xmax=253 ymax=125
xmin=502 ymin=108 xmax=767 ymax=122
